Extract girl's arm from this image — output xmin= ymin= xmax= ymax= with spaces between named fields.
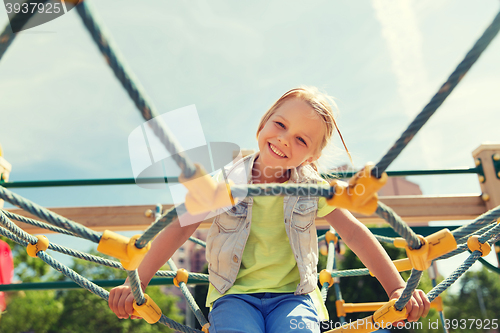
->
xmin=324 ymin=208 xmax=430 ymax=322
xmin=108 ymin=211 xmax=208 ymax=319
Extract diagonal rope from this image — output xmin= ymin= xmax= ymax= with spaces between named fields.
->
xmin=1 ymin=209 xmax=82 ymax=237
xmin=375 ymin=201 xmax=422 ymax=249
xmin=0 ymin=0 xmax=50 ymax=62
xmin=74 ymin=0 xmax=196 ymax=178
xmin=0 ymin=186 xmax=101 ymax=243
xmin=372 ymin=9 xmax=500 ymax=177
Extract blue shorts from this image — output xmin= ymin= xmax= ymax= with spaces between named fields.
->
xmin=208 ymin=292 xmax=320 ymax=333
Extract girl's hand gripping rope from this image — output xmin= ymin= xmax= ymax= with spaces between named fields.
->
xmin=389 ymin=287 xmax=430 ymax=326
xmin=109 ymin=281 xmax=143 ymax=320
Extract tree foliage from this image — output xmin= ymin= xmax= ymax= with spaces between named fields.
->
xmin=444 ymin=267 xmax=500 ymax=333
xmin=0 ymin=243 xmax=183 ymax=333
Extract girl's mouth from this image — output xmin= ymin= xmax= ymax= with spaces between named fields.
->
xmin=268 ymin=142 xmax=287 ymax=158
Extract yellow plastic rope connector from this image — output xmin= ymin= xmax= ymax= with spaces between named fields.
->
xmin=173 ymin=268 xmax=189 ymax=287
xmin=325 ymin=230 xmax=338 ymax=245
xmin=26 ymin=235 xmax=49 ymax=258
xmin=133 ymin=294 xmax=162 ymax=324
xmin=326 ymin=163 xmax=387 ymax=215
xmin=202 ymin=323 xmax=210 ymax=333
xmin=179 ymin=164 xmax=236 ymax=214
xmin=337 ymin=298 xmax=443 ymax=315
xmin=467 ymin=235 xmax=491 ymax=257
xmin=319 ymin=269 xmax=334 ymax=288
xmin=97 ymin=231 xmax=151 ymax=271
xmin=326 ymin=299 xmax=406 ymax=333
xmin=394 ymin=229 xmax=457 ymax=271
xmin=369 ymin=258 xmax=412 ymax=277
xmin=336 ymin=300 xmax=346 ymax=318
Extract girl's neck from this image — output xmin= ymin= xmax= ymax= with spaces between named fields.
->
xmin=251 ymin=155 xmax=291 ymax=184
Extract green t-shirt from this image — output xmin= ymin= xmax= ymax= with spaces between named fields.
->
xmin=206 ymin=176 xmax=335 ymax=317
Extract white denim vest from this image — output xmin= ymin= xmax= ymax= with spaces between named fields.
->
xmin=206 ymin=152 xmax=323 ymax=295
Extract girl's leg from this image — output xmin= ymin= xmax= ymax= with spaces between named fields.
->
xmin=208 ymin=294 xmax=265 ymax=333
xmin=264 ymin=294 xmax=320 ymax=333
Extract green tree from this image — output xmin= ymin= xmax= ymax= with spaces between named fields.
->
xmin=0 ymin=245 xmax=184 ymax=332
xmin=0 ymin=290 xmax=63 ymax=333
xmin=444 ymin=267 xmax=500 ymax=333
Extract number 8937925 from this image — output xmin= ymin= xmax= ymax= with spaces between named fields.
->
xmin=444 ymin=319 xmax=498 ymax=330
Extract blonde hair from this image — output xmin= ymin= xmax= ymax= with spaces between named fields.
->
xmin=256 ymin=86 xmax=351 ymax=172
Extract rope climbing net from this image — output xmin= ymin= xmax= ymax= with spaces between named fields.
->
xmin=1 ymin=1 xmax=500 ymax=332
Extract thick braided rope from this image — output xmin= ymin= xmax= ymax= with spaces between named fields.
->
xmin=0 ymin=186 xmax=101 ymax=243
xmin=0 ymin=0 xmax=50 ymax=62
xmin=74 ymin=1 xmax=196 ymax=178
xmin=394 ymin=269 xmax=423 ymax=311
xmin=168 ymin=259 xmax=209 ymax=327
xmin=0 ymin=225 xmax=28 ymax=247
xmin=478 ymin=220 xmax=500 ymax=243
xmin=455 ymin=221 xmax=497 ymax=245
xmin=374 ymin=234 xmax=396 ymax=244
xmin=127 ymin=269 xmax=147 ymax=305
xmin=373 ymin=9 xmax=500 ymax=177
xmin=452 ymin=205 xmax=500 ymax=240
xmin=437 ymin=222 xmax=498 ymax=260
xmin=427 ymin=251 xmax=482 ymax=302
xmin=37 ymin=251 xmax=108 ymax=299
xmin=1 ymin=209 xmax=81 ymax=237
xmin=330 ymin=268 xmax=370 ymax=278
xmin=155 ymin=270 xmax=209 ymax=282
xmin=0 ymin=209 xmax=37 ymax=244
xmin=321 ymin=233 xmax=336 ymax=302
xmin=230 ymin=183 xmax=334 ymax=199
xmin=2 ymin=228 xmax=200 ymax=333
xmin=136 ymin=204 xmax=180 ymax=248
xmin=189 ymin=236 xmax=206 ymax=248
xmin=376 ymin=202 xmax=422 ymax=249
xmin=48 ymin=242 xmax=123 ymax=269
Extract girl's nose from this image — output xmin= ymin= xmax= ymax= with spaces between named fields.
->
xmin=277 ymin=135 xmax=289 ymax=147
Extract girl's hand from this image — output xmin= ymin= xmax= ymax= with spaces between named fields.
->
xmin=390 ymin=288 xmax=430 ymax=324
xmin=108 ymin=283 xmax=142 ymax=320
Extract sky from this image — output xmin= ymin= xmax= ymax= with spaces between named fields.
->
xmin=0 ymin=0 xmax=499 ymax=293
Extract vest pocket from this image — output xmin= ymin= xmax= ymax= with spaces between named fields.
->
xmin=215 ymin=202 xmax=247 ymax=232
xmin=291 ymin=199 xmax=317 ymax=231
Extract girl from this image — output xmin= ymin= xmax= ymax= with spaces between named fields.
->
xmin=109 ymin=87 xmax=430 ymax=332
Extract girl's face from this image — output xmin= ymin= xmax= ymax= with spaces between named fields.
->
xmin=257 ymin=98 xmax=325 ymax=172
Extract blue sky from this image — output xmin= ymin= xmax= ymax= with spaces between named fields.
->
xmin=1 ymin=1 xmax=499 ymax=288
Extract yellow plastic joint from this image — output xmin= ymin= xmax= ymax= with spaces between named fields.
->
xmin=180 ymin=164 xmax=236 ymax=214
xmin=133 ymin=294 xmax=162 ymax=324
xmin=467 ymin=235 xmax=491 ymax=257
xmin=26 ymin=235 xmax=49 ymax=258
xmin=335 ymin=299 xmax=346 ymax=318
xmin=173 ymin=268 xmax=189 ymax=287
xmin=97 ymin=231 xmax=151 ymax=270
xmin=403 ymin=229 xmax=457 ymax=271
xmin=370 ymin=258 xmax=412 ymax=277
xmin=325 ymin=230 xmax=338 ymax=245
xmin=393 ymin=238 xmax=407 ymax=248
xmin=319 ymin=269 xmax=334 ymax=288
xmin=326 ymin=163 xmax=387 ymax=215
xmin=431 ymin=296 xmax=443 ymax=312
xmin=372 ymin=299 xmax=407 ymax=328
xmin=202 ymin=323 xmax=210 ymax=333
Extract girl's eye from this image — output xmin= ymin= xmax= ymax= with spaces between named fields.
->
xmin=275 ymin=121 xmax=285 ymax=128
xmin=297 ymin=137 xmax=307 ymax=145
